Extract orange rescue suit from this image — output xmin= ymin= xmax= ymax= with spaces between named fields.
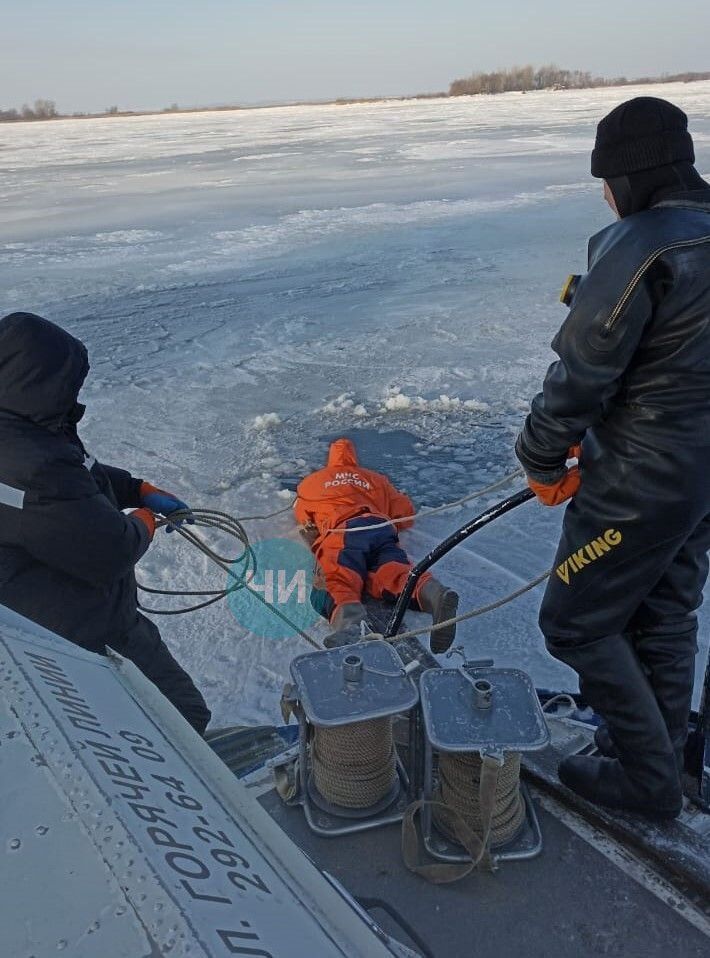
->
xmin=294 ymin=438 xmax=430 ymax=616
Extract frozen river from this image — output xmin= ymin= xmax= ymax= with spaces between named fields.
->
xmin=2 ymin=81 xmax=710 ymax=725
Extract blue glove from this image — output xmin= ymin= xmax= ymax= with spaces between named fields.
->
xmin=140 ymin=482 xmax=194 ymax=532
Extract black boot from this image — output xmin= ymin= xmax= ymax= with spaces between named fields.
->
xmin=417 ymin=579 xmax=459 ymax=654
xmin=558 ymin=755 xmax=681 ymax=819
xmin=551 ymin=634 xmax=682 ymax=818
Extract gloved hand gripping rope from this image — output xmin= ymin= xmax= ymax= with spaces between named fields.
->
xmin=136 ymin=507 xmax=323 ymax=648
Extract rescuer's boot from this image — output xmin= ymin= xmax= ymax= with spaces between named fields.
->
xmin=325 ymin=602 xmax=368 ymax=649
xmin=417 ymin=579 xmax=459 ymax=654
xmin=558 ymin=754 xmax=682 ymax=819
xmin=551 ymin=634 xmax=682 ymax=819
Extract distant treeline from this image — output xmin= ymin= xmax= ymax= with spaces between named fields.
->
xmin=3 ymin=67 xmax=710 ymax=123
xmin=0 ymin=98 xmax=193 ymax=122
xmin=449 ymin=65 xmax=710 ymax=96
xmin=0 ymin=98 xmax=58 ymax=121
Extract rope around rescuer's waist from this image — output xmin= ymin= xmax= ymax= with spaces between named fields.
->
xmin=134 ymin=468 xmax=547 ymax=648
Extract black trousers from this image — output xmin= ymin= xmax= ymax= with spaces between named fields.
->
xmin=538 ymin=422 xmax=710 ymax=798
xmin=541 ymin=508 xmax=710 ymax=651
xmin=539 ymin=425 xmax=710 ymax=696
xmin=109 ymin=614 xmax=211 ymax=735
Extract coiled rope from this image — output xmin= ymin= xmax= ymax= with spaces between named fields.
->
xmin=433 ymin=752 xmax=525 ymax=848
xmin=311 ymin=718 xmax=397 ymax=809
xmin=138 ymin=509 xmax=253 ymax=615
xmin=136 ymin=477 xmax=539 ymax=885
xmin=136 ymin=508 xmax=323 ymax=649
xmin=402 ymin=751 xmax=526 ymax=884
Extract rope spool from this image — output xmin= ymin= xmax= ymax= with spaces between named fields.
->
xmin=311 ymin=718 xmax=397 ymax=809
xmin=433 ymin=751 xmax=525 ymax=849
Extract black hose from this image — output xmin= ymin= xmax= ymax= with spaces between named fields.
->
xmin=384 ymin=488 xmax=535 ymax=637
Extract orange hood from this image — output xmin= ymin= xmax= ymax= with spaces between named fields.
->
xmin=294 ymin=435 xmax=415 ymax=535
xmin=327 ymin=438 xmax=359 ymax=468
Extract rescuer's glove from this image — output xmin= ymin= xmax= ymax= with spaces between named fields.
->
xmin=515 ymin=435 xmax=582 ymax=506
xmin=132 ymin=507 xmax=157 ymax=539
xmin=527 ymin=466 xmax=581 ymax=506
xmin=140 ymin=482 xmax=194 ymax=531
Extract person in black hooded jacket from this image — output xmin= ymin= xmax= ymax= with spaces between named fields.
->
xmin=515 ymin=97 xmax=710 ymax=818
xmin=0 ymin=312 xmax=211 ymax=734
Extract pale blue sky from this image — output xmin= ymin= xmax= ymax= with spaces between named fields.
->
xmin=2 ymin=0 xmax=709 ymax=113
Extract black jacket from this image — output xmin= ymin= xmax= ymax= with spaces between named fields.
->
xmin=517 ymin=193 xmax=710 ymax=492
xmin=0 ymin=313 xmax=151 ymax=652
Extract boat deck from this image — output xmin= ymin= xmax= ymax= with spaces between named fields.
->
xmin=259 ymin=783 xmax=710 ymax=958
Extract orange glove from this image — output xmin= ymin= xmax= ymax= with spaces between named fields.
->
xmin=528 ymin=467 xmax=580 ymax=507
xmin=132 ymin=507 xmax=156 ymax=539
xmin=568 ymin=445 xmax=582 ymax=462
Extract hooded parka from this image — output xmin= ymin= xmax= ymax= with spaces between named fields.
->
xmin=0 ymin=313 xmax=210 ymax=733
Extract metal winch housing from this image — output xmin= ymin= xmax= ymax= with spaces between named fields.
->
xmin=288 ymin=640 xmax=419 ymax=837
xmin=417 ymin=664 xmax=550 ymax=865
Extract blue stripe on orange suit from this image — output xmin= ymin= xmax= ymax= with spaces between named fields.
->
xmin=314 ymin=514 xmax=431 ymax=621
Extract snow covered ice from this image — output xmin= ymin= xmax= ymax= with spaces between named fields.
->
xmin=2 ymin=81 xmax=710 ymax=726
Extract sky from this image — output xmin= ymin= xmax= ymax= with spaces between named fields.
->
xmin=2 ymin=0 xmax=710 ymax=113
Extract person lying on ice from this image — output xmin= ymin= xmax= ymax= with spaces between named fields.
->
xmin=294 ymin=437 xmax=458 ymax=652
xmin=0 ymin=312 xmax=211 ymax=735
xmin=516 ymin=97 xmax=710 ymax=819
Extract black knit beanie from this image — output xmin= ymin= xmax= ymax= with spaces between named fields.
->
xmin=591 ymin=97 xmax=694 ymax=178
